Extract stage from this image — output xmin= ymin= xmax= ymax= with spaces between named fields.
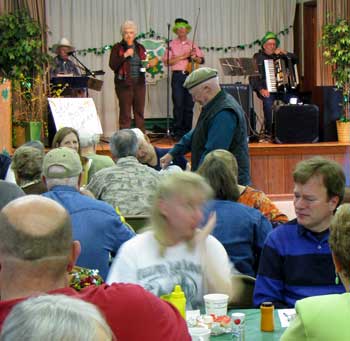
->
xmin=97 ymin=138 xmax=350 ymax=198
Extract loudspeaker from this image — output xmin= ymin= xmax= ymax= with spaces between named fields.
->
xmin=220 ymin=83 xmax=256 ymax=136
xmin=274 ymin=104 xmax=319 ymax=143
xmin=319 ymin=86 xmax=343 ymax=141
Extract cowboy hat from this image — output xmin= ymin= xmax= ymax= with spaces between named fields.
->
xmin=52 ymin=37 xmax=75 ymax=54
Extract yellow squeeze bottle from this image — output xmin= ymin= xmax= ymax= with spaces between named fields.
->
xmin=168 ymin=285 xmax=186 ymax=319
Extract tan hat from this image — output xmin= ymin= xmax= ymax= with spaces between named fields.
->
xmin=52 ymin=37 xmax=75 ymax=54
xmin=183 ymin=67 xmax=218 ymax=90
xmin=43 ymin=147 xmax=82 ymax=179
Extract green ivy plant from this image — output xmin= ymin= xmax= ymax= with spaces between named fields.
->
xmin=320 ymin=18 xmax=350 ymax=122
xmin=0 ymin=10 xmax=51 ymax=81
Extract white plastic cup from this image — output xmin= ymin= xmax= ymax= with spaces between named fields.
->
xmin=203 ymin=293 xmax=229 ymax=316
xmin=188 ymin=327 xmax=211 ymax=341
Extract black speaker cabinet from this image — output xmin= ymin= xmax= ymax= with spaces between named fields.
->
xmin=274 ymin=104 xmax=319 ymax=144
xmin=220 ymin=83 xmax=256 ymax=137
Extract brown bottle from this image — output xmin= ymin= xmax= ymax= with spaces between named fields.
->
xmin=260 ymin=301 xmax=275 ymax=332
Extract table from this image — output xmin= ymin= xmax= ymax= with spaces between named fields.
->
xmin=210 ymin=309 xmax=285 ymax=340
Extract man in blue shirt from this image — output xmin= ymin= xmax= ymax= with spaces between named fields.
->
xmin=42 ymin=147 xmax=135 ymax=280
xmin=160 ymin=67 xmax=250 ymax=185
xmin=254 ymin=157 xmax=346 ymax=308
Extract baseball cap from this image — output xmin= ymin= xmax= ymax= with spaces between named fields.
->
xmin=183 ymin=67 xmax=218 ymax=90
xmin=43 ymin=147 xmax=82 ymax=178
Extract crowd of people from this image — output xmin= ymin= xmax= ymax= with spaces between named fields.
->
xmin=0 ymin=17 xmax=348 ymax=341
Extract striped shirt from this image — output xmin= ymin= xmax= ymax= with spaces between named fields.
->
xmin=253 ymin=219 xmax=345 ymax=308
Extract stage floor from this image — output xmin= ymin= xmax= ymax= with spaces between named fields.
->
xmin=97 ymin=138 xmax=350 ymax=197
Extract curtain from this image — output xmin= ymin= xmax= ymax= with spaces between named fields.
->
xmin=316 ymin=0 xmax=350 ymax=86
xmin=46 ymin=0 xmax=296 ymax=136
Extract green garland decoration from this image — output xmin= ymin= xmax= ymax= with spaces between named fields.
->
xmin=51 ymin=25 xmax=293 ymax=56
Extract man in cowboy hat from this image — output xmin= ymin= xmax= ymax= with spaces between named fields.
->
xmin=50 ymin=37 xmax=81 ymax=78
xmin=251 ymin=31 xmax=298 ymax=137
xmin=163 ymin=18 xmax=205 ymax=140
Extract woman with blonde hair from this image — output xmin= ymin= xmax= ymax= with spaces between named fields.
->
xmin=107 ymin=172 xmax=233 ymax=309
xmin=281 ymin=203 xmax=350 ymax=340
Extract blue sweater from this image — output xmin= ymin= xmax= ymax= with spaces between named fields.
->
xmin=42 ymin=186 xmax=135 ymax=279
xmin=254 ymin=219 xmax=345 ymax=308
xmin=203 ymin=200 xmax=272 ymax=277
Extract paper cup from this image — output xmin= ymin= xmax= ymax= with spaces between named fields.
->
xmin=188 ymin=327 xmax=211 ymax=341
xmin=203 ymin=293 xmax=229 ymax=316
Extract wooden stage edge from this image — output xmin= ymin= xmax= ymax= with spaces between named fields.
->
xmin=97 ymin=140 xmax=350 ymax=198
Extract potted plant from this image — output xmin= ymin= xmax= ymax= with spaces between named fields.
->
xmin=0 ymin=10 xmax=51 ymax=146
xmin=320 ymin=17 xmax=350 ymax=142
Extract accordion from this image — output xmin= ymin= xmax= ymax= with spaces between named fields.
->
xmin=264 ymin=55 xmax=299 ymax=93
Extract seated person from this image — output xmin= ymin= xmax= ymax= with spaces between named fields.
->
xmin=198 ymin=149 xmax=272 ymax=277
xmin=107 ymin=172 xmax=233 ymax=309
xmin=79 ymin=131 xmax=115 ymax=183
xmin=281 ymin=204 xmax=350 ymax=341
xmin=0 ymin=180 xmax=25 ymax=210
xmin=0 ymin=153 xmax=15 ymax=183
xmin=87 ymin=129 xmax=160 ymax=216
xmin=251 ymin=31 xmax=298 ymax=136
xmin=42 ymin=147 xmax=135 ymax=280
xmin=229 ymin=151 xmax=288 ymax=226
xmin=132 ymin=128 xmax=188 ymax=171
xmin=0 ymin=294 xmax=113 ymax=341
xmin=254 ymin=157 xmax=346 ymax=308
xmin=52 ymin=127 xmax=90 ymax=187
xmin=0 ymin=195 xmax=190 ymax=339
xmin=50 ymin=37 xmax=80 ymax=78
xmin=11 ymin=146 xmax=46 ymax=194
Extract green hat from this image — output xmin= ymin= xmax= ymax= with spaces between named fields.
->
xmin=43 ymin=147 xmax=82 ymax=179
xmin=261 ymin=31 xmax=280 ymax=47
xmin=183 ymin=67 xmax=218 ymax=90
xmin=172 ymin=18 xmax=192 ymax=34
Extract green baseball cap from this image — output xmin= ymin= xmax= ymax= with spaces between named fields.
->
xmin=43 ymin=147 xmax=82 ymax=179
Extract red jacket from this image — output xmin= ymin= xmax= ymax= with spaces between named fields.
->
xmin=109 ymin=40 xmax=146 ymax=85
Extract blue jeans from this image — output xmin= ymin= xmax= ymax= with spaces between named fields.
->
xmin=171 ymin=71 xmax=194 ymax=137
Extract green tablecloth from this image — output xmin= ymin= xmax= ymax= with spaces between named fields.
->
xmin=210 ymin=309 xmax=285 ymax=340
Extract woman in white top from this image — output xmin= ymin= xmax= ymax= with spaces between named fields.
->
xmin=107 ymin=172 xmax=233 ymax=309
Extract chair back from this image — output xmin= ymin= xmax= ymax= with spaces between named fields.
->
xmin=229 ymin=274 xmax=256 ymax=308
xmin=124 ymin=215 xmax=150 ymax=233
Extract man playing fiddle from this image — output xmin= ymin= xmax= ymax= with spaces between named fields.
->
xmin=163 ymin=18 xmax=205 ymax=140
xmin=251 ymin=32 xmax=298 ymax=137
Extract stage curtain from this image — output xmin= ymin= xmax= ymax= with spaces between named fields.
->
xmin=45 ymin=0 xmax=296 ymax=136
xmin=316 ymin=0 xmax=350 ymax=86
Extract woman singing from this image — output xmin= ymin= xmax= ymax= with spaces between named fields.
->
xmin=109 ymin=20 xmax=148 ymax=131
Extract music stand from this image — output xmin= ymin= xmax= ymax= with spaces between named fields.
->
xmin=219 ymin=58 xmax=257 ymax=77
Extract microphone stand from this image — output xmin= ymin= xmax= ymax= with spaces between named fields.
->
xmin=69 ymin=52 xmax=95 ymax=77
xmin=166 ymin=23 xmax=171 ymax=138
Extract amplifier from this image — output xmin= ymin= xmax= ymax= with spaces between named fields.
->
xmin=274 ymin=104 xmax=319 ymax=143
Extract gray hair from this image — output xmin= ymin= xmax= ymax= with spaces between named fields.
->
xmin=79 ymin=132 xmax=100 ymax=148
xmin=110 ymin=129 xmax=138 ymax=159
xmin=0 ymin=294 xmax=114 ymax=341
xmin=45 ymin=165 xmax=80 ymax=190
xmin=120 ymin=20 xmax=137 ymax=35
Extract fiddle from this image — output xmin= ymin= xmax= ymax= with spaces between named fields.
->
xmin=185 ymin=8 xmax=201 ymax=74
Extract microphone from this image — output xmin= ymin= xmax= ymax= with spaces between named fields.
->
xmin=67 ymin=50 xmax=76 ymax=56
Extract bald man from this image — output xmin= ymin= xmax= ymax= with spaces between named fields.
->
xmin=0 ymin=195 xmax=190 ymax=340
